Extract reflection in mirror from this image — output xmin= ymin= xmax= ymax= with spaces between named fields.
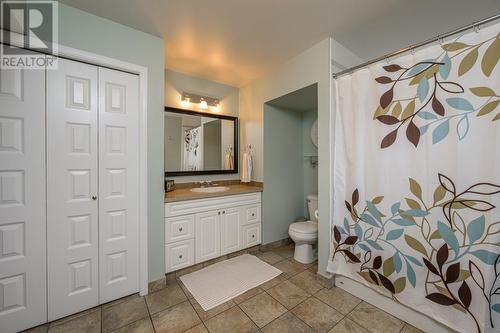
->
xmin=164 ymin=108 xmax=238 ymax=175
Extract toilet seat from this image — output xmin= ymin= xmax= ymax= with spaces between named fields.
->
xmin=289 ymin=221 xmax=318 ymax=234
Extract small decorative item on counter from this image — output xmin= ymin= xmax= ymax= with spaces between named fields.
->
xmin=165 ymin=179 xmax=175 ymax=192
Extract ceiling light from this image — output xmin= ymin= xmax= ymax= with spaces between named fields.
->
xmin=181 ymin=92 xmax=220 ymax=111
xmin=180 ymin=96 xmax=190 ymax=108
xmin=199 ymin=99 xmax=208 ymax=109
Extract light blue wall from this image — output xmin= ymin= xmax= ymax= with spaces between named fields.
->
xmin=263 ymin=105 xmax=304 ymax=243
xmin=263 ymin=105 xmax=318 ymax=243
xmin=58 ymin=4 xmax=165 ymax=282
xmin=302 ymin=110 xmax=318 ymax=218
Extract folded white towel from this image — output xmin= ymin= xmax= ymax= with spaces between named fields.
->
xmin=241 ymin=152 xmax=252 ymax=183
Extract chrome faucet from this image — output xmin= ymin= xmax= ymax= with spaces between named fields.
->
xmin=197 ymin=180 xmax=212 ymax=188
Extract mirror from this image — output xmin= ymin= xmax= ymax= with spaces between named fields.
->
xmin=164 ymin=107 xmax=238 ymax=176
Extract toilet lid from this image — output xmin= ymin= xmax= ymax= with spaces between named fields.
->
xmin=290 ymin=221 xmax=318 ymax=234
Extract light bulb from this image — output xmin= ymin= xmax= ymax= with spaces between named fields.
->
xmin=212 ymin=103 xmax=220 ymax=112
xmin=200 ymin=99 xmax=208 ymax=109
xmin=180 ymin=98 xmax=190 ymax=107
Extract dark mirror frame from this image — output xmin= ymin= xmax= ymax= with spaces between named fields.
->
xmin=164 ymin=106 xmax=239 ymax=177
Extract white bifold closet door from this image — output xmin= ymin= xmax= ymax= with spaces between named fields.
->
xmin=47 ymin=58 xmax=139 ymax=320
xmin=0 ymin=58 xmax=47 ymax=333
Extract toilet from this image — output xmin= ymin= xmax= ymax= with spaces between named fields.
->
xmin=289 ymin=194 xmax=318 ymax=264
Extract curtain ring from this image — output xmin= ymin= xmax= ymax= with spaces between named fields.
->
xmin=473 ymin=24 xmax=480 ymax=33
xmin=410 ymin=48 xmax=415 ymax=55
xmin=438 ymin=35 xmax=443 ymax=46
xmin=385 ymin=56 xmax=390 ymax=64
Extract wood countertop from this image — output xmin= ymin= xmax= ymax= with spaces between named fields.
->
xmin=165 ymin=183 xmax=263 ymax=203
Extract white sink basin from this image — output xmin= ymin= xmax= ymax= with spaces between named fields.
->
xmin=190 ymin=186 xmax=230 ymax=193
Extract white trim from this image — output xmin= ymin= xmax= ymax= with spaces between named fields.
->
xmin=335 ymin=276 xmax=453 ymax=333
xmin=2 ymin=29 xmax=150 ymax=297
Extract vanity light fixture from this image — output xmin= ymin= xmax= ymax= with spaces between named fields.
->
xmin=199 ymin=98 xmax=208 ymax=109
xmin=181 ymin=92 xmax=220 ymax=112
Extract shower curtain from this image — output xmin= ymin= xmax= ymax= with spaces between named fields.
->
xmin=328 ymin=23 xmax=499 ymax=333
xmin=183 ymin=126 xmax=202 ymax=171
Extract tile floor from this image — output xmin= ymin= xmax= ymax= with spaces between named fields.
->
xmin=24 ymin=244 xmax=424 ymax=333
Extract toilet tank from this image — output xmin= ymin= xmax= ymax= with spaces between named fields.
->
xmin=307 ymin=194 xmax=318 ymax=222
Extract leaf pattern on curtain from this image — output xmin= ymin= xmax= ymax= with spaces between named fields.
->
xmin=331 ymin=175 xmax=500 ymax=332
xmin=373 ymin=33 xmax=500 ymax=148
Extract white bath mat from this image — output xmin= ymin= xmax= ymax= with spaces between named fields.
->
xmin=180 ymin=254 xmax=282 ymax=311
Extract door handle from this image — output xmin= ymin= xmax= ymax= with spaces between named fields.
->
xmin=91 ymin=196 xmax=97 ymax=201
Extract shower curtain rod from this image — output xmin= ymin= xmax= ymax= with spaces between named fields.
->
xmin=332 ymin=13 xmax=500 ymax=79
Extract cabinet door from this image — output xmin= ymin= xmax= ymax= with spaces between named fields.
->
xmin=47 ymin=58 xmax=99 ymax=321
xmin=195 ymin=210 xmax=220 ymax=263
xmin=221 ymin=207 xmax=241 ymax=255
xmin=242 ymin=223 xmax=261 ymax=249
xmin=165 ymin=239 xmax=195 ymax=273
xmin=98 ymin=68 xmax=139 ymax=304
xmin=0 ymin=60 xmax=47 ymax=332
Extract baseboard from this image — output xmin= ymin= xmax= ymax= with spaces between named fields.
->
xmin=335 ymin=276 xmax=454 ymax=333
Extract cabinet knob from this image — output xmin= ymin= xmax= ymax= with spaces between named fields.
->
xmin=252 ymin=235 xmax=255 ymax=238
xmin=218 ymin=212 xmax=221 ymax=215
xmin=222 ymin=211 xmax=225 ymax=214
xmin=179 ymin=254 xmax=183 ymax=259
xmin=179 ymin=227 xmax=183 ymax=232
xmin=91 ymin=195 xmax=97 ymax=201
xmin=251 ymin=213 xmax=255 ymax=217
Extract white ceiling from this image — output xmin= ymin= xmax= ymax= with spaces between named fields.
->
xmin=59 ymin=0 xmax=500 ymax=87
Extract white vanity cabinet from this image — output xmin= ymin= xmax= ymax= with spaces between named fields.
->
xmin=164 ymin=192 xmax=262 ymax=273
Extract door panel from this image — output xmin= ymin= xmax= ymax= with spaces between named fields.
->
xmin=47 ymin=58 xmax=99 ymax=321
xmin=221 ymin=207 xmax=241 ymax=255
xmin=98 ymin=68 xmax=139 ymax=303
xmin=0 ymin=63 xmax=47 ymax=332
xmin=195 ymin=211 xmax=220 ymax=263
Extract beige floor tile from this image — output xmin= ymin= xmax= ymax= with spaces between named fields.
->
xmin=233 ymin=287 xmax=264 ymax=304
xmin=48 ymin=306 xmax=101 ymax=327
xmin=22 ymin=324 xmax=48 ymax=333
xmin=149 ymin=277 xmax=167 ymax=293
xmin=289 ymin=270 xmax=324 ymax=294
xmin=274 ymin=245 xmax=295 ymax=259
xmin=291 ymin=297 xmax=343 ymax=333
xmin=328 ymin=318 xmax=370 ymax=333
xmin=151 ymin=301 xmax=201 ymax=333
xmin=184 ymin=324 xmax=209 ymax=333
xmin=47 ymin=308 xmax=100 ymax=333
xmin=110 ymin=317 xmax=154 ymax=333
xmin=273 ymin=259 xmax=306 ymax=279
xmin=204 ymin=306 xmax=258 ymax=333
xmin=239 ymin=292 xmax=287 ymax=327
xmin=347 ymin=302 xmax=404 ymax=333
xmin=102 ymin=297 xmax=149 ymax=332
xmin=190 ymin=299 xmax=236 ymax=321
xmin=260 ymin=275 xmax=287 ymax=290
xmin=256 ymin=251 xmax=285 ymax=264
xmin=314 ymin=288 xmax=361 ymax=315
xmin=102 ymin=294 xmax=141 ymax=309
xmin=400 ymin=324 xmax=425 ymax=333
xmin=262 ymin=312 xmax=314 ymax=333
xmin=176 ymin=263 xmax=204 ymax=277
xmin=145 ymin=283 xmax=187 ymax=314
xmin=267 ymin=280 xmax=309 ymax=309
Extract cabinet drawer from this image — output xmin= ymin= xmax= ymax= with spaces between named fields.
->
xmin=165 ymin=215 xmax=195 ymax=243
xmin=242 ymin=223 xmax=261 ymax=248
xmin=242 ymin=205 xmax=261 ymax=225
xmin=165 ymin=239 xmax=195 ymax=273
